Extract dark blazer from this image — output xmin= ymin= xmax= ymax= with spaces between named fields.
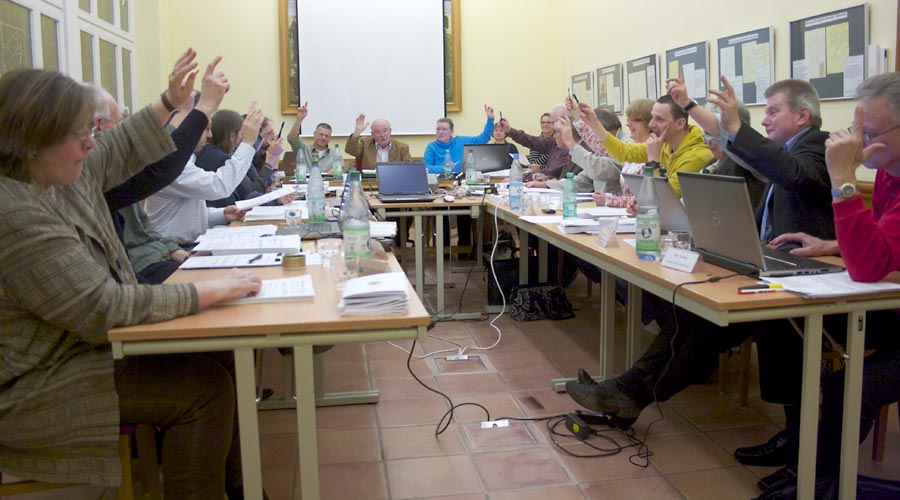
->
xmin=728 ymin=125 xmax=834 ymax=241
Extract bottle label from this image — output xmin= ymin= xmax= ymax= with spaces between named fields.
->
xmin=563 ymin=200 xmax=577 ymax=219
xmin=343 ymin=225 xmax=371 ymax=259
xmin=636 ymin=215 xmax=661 ymax=254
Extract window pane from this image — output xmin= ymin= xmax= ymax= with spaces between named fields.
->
xmin=40 ymin=15 xmax=58 ymax=71
xmin=97 ymin=0 xmax=113 ymax=24
xmin=119 ymin=0 xmax=128 ymax=31
xmin=99 ymin=39 xmax=115 ymax=99
xmin=0 ymin=0 xmax=33 ymax=75
xmin=79 ymin=0 xmax=90 ymax=12
xmin=80 ymin=31 xmax=93 ymax=82
xmin=121 ymin=47 xmax=131 ymax=112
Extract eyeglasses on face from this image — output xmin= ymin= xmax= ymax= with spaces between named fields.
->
xmin=850 ymin=122 xmax=900 ymax=145
xmin=73 ymin=125 xmax=98 ymax=141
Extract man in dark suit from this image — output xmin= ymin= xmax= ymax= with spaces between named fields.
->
xmin=345 ymin=114 xmax=412 ymax=169
xmin=566 ymin=78 xmax=832 ymax=492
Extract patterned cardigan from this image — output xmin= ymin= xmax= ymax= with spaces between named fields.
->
xmin=0 ymin=107 xmax=198 ymax=486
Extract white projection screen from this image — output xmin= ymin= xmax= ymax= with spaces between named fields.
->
xmin=296 ymin=0 xmax=446 ymax=136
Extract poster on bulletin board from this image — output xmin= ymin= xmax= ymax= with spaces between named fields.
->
xmin=789 ymin=4 xmax=869 ymax=100
xmin=595 ymin=63 xmax=624 ymax=113
xmin=665 ymin=41 xmax=709 ymax=106
xmin=717 ymin=27 xmax=775 ymax=105
xmin=571 ymin=71 xmax=594 ymax=107
xmin=625 ymin=54 xmax=660 ymax=103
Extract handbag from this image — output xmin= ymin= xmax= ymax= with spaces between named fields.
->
xmin=509 ymin=284 xmax=575 ymax=321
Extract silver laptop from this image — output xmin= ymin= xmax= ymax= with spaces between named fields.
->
xmin=464 ymin=143 xmax=511 ymax=172
xmin=622 ymin=173 xmax=691 ymax=232
xmin=376 ymin=162 xmax=435 ymax=203
xmin=677 ymin=171 xmax=843 ymax=277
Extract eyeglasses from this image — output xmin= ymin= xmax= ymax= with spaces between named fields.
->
xmin=73 ymin=125 xmax=98 ymax=141
xmin=851 ymin=122 xmax=900 ymax=145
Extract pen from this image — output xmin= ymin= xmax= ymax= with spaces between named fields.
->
xmin=738 ymin=283 xmax=784 ymax=295
xmin=569 ymin=87 xmax=579 ymax=103
xmin=247 ymin=254 xmax=263 ymax=264
xmin=499 ymin=110 xmax=503 ymax=121
xmin=277 ymin=121 xmax=285 ymax=138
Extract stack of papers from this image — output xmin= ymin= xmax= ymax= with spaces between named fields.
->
xmin=763 ymin=272 xmax=900 ymax=298
xmin=244 ymin=204 xmax=308 ymax=222
xmin=180 ymin=253 xmax=284 ymax=269
xmin=557 ymin=218 xmax=606 ymax=234
xmin=191 ymin=235 xmax=301 ymax=255
xmin=223 ymin=275 xmax=315 ymax=305
xmin=338 ymin=272 xmax=409 ymax=316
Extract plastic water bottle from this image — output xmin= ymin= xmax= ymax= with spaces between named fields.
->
xmin=562 ymin=172 xmax=577 ymax=219
xmin=465 ymin=149 xmax=477 ymax=185
xmin=271 ymin=165 xmax=281 ymax=188
xmin=636 ymin=165 xmax=661 ymax=260
xmin=342 ymin=171 xmax=371 ymax=260
xmin=332 ymin=144 xmax=344 ymax=182
xmin=295 ymin=148 xmax=309 ymax=184
xmin=509 ymin=155 xmax=523 ymax=211
xmin=307 ymin=160 xmax=326 ymax=223
xmin=442 ymin=150 xmax=453 ymax=180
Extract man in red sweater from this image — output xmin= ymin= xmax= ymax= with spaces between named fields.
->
xmin=759 ymin=72 xmax=900 ymax=499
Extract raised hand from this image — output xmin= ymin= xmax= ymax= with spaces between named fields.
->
xmin=353 ymin=113 xmax=369 ymax=135
xmin=497 ymin=118 xmax=511 ymax=133
xmin=665 ymin=67 xmax=690 ymax=108
xmin=224 ymin=205 xmax=249 ymax=222
xmin=241 ymin=101 xmax=265 ymax=144
xmin=554 ymin=115 xmax=576 ymax=149
xmin=195 ymin=56 xmax=229 ymax=119
xmin=296 ymin=101 xmax=309 ymax=122
xmin=825 ymin=104 xmax=883 ymax=185
xmin=166 ymin=48 xmax=200 ymax=109
xmin=484 ymin=105 xmax=495 ymax=119
xmin=708 ymin=75 xmax=741 ymax=134
xmin=565 ymin=95 xmax=582 ymax=121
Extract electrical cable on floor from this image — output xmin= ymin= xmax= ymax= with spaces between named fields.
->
xmin=629 ymin=272 xmax=751 ymax=467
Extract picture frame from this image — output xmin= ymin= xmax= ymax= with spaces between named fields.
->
xmin=278 ymin=0 xmax=299 ymax=114
xmin=444 ymin=0 xmax=462 ymax=112
xmin=279 ymin=0 xmax=461 ymax=114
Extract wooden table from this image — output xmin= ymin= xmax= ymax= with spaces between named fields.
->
xmin=483 ymin=198 xmax=900 ymax=500
xmin=109 ymin=257 xmax=430 ymax=500
xmin=369 ymin=194 xmax=485 ymax=319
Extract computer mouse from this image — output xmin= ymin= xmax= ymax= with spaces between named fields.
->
xmin=443 ymin=195 xmax=455 ymax=202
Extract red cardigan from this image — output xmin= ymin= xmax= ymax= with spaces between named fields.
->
xmin=834 ymin=169 xmax=900 ymax=282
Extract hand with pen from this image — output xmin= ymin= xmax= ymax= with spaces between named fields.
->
xmin=578 ymin=102 xmax=610 ymax=142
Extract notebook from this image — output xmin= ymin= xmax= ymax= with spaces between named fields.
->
xmin=622 ymin=173 xmax=691 ymax=232
xmin=376 ymin=162 xmax=435 ymax=203
xmin=464 ymin=143 xmax=511 ymax=172
xmin=677 ymin=171 xmax=844 ymax=277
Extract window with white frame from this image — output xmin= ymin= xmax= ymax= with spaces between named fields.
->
xmin=0 ymin=0 xmax=133 ymax=112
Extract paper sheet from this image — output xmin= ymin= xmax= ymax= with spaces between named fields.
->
xmin=235 ymin=185 xmax=299 ymax=211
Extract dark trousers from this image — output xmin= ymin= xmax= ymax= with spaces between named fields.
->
xmin=115 ymin=352 xmax=241 ymax=499
xmin=817 ymin=310 xmax=900 ymax=473
xmin=620 ymin=294 xmax=805 ymax=408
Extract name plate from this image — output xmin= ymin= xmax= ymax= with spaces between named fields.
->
xmin=661 ymin=248 xmax=700 ymax=272
xmin=594 ymin=218 xmax=619 ymax=247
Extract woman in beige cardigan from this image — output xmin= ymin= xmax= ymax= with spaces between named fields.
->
xmin=0 ymin=50 xmax=261 ymax=499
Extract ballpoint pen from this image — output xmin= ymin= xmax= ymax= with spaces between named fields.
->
xmin=247 ymin=254 xmax=263 ymax=264
xmin=277 ymin=121 xmax=285 ymax=138
xmin=738 ymin=283 xmax=785 ymax=295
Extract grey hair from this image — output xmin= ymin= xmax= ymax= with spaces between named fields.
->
xmin=764 ymin=79 xmax=822 ymax=128
xmin=90 ymin=85 xmax=117 ymax=120
xmin=856 ymin=73 xmax=900 ymax=123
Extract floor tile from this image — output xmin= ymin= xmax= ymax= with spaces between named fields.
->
xmin=386 ymin=455 xmax=482 ymax=499
xmin=435 ymin=356 xmax=488 ymax=373
xmin=375 ymin=375 xmax=443 ymax=400
xmin=376 ymin=397 xmax=451 ymax=427
xmin=580 ymin=476 xmax=683 ymax=499
xmin=667 ymin=465 xmax=761 ymax=499
xmin=381 ymin=424 xmax=466 ymax=460
xmin=437 ymin=372 xmax=509 ymax=396
xmin=319 ymin=462 xmax=389 ymax=500
xmin=463 ymin=421 xmax=538 ymax=450
xmin=487 ymin=484 xmax=585 ymax=500
xmin=315 ymin=403 xmax=377 ymax=430
xmin=554 ymin=442 xmax=662 ymax=482
xmin=647 ymin=432 xmax=739 ymax=474
xmin=497 ymin=366 xmax=565 ymax=392
xmin=471 ymin=448 xmax=571 ymax=491
xmin=317 ymin=428 xmax=381 ymax=464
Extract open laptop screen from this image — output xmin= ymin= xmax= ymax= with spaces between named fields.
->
xmin=464 ymin=144 xmax=511 ymax=172
xmin=376 ymin=162 xmax=429 ymax=195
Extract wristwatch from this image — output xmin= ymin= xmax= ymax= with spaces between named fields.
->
xmin=683 ymin=100 xmax=698 ymax=112
xmin=831 ymin=183 xmax=859 ymax=199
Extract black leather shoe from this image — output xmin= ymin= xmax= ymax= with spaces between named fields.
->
xmin=754 ymin=473 xmax=837 ymax=500
xmin=757 ymin=466 xmax=796 ymax=491
xmin=565 ymin=379 xmax=640 ymax=429
xmin=734 ymin=430 xmax=798 ymax=467
xmin=577 ymin=368 xmax=598 ymax=386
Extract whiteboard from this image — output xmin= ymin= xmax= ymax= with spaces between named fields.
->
xmin=297 ymin=0 xmax=446 ymax=136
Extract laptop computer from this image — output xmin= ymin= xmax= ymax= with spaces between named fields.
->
xmin=464 ymin=143 xmax=511 ymax=172
xmin=376 ymin=162 xmax=435 ymax=203
xmin=677 ymin=171 xmax=844 ymax=277
xmin=622 ymin=173 xmax=691 ymax=232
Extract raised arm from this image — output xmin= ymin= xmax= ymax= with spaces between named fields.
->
xmin=666 ymin=67 xmax=720 ymax=136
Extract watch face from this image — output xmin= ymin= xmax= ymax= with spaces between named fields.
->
xmin=840 ymin=183 xmax=858 ymax=198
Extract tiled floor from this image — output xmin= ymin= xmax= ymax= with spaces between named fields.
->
xmin=6 ymin=257 xmax=900 ymax=499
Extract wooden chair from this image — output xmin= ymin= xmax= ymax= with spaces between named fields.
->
xmin=0 ymin=424 xmax=161 ymax=500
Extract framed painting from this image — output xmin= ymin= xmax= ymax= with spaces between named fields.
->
xmin=444 ymin=0 xmax=462 ymax=112
xmin=278 ymin=0 xmax=299 ymax=114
